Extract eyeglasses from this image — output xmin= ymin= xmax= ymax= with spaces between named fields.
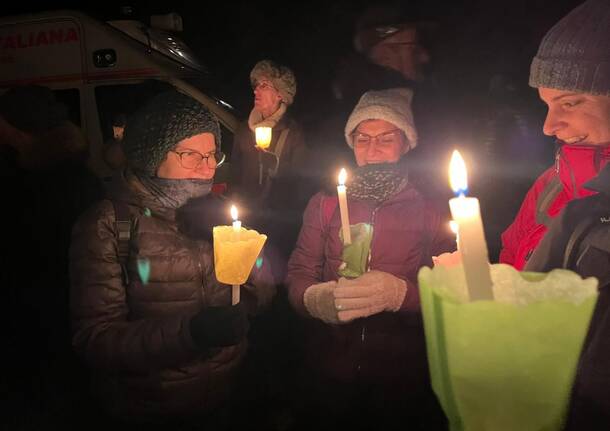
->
xmin=253 ymin=80 xmax=277 ymax=92
xmin=171 ymin=150 xmax=226 ymax=170
xmin=351 ymin=129 xmax=404 ymax=148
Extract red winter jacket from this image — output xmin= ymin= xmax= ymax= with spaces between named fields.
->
xmin=286 ymin=184 xmax=455 ymax=385
xmin=500 ymin=144 xmax=610 ymax=270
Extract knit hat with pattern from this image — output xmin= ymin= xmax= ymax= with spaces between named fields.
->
xmin=529 ymin=0 xmax=610 ymax=96
xmin=122 ymin=91 xmax=221 ymax=175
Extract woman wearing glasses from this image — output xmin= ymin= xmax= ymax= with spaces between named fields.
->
xmin=69 ymin=91 xmax=274 ymax=426
xmin=286 ymin=88 xmax=454 ymax=429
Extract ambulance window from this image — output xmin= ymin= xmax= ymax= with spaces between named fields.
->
xmin=53 ymin=89 xmax=81 ymax=126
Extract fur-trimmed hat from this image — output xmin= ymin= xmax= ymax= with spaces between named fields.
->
xmin=529 ymin=0 xmax=609 ymax=96
xmin=344 ymin=88 xmax=418 ymax=149
xmin=122 ymin=91 xmax=221 ymax=175
xmin=250 ymin=60 xmax=297 ymax=106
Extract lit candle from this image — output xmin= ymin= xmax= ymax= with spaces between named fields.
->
xmin=230 ymin=204 xmax=241 ymax=305
xmin=337 ymin=168 xmax=351 ymax=245
xmin=448 ymin=150 xmax=493 ymax=301
xmin=255 ymin=126 xmax=272 ymax=149
xmin=231 ymin=205 xmax=241 ymax=234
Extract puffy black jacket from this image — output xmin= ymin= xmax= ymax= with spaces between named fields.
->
xmin=70 ymin=170 xmax=275 ymax=421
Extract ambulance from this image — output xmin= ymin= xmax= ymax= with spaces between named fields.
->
xmin=0 ymin=9 xmax=239 ymax=178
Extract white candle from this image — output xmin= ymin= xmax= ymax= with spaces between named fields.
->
xmin=448 ymin=150 xmax=493 ymax=301
xmin=255 ymin=126 xmax=272 ymax=149
xmin=337 ymin=168 xmax=351 ymax=245
xmin=230 ymin=205 xmax=241 ymax=234
xmin=230 ymin=204 xmax=241 ymax=305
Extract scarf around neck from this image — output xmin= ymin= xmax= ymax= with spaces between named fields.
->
xmin=137 ymin=173 xmax=213 ymax=210
xmin=248 ymin=103 xmax=287 ymax=131
xmin=347 ymin=162 xmax=408 ymax=204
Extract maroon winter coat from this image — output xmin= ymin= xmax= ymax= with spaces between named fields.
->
xmin=286 ymin=184 xmax=455 ymax=385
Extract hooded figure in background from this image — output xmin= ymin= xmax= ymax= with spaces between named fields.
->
xmin=69 ymin=90 xmax=275 ymax=426
xmin=286 ymin=88 xmax=454 ymax=430
xmin=499 ymin=0 xmax=610 ymax=271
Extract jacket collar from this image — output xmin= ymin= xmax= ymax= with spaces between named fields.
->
xmin=556 ymin=142 xmax=610 ymax=199
xmin=584 ymin=164 xmax=610 ymax=196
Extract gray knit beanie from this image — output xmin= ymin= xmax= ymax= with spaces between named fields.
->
xmin=122 ymin=91 xmax=221 ymax=175
xmin=345 ymin=88 xmax=418 ymax=149
xmin=250 ymin=60 xmax=297 ymax=106
xmin=529 ymin=0 xmax=610 ymax=96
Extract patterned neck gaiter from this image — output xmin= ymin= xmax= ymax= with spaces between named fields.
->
xmin=138 ymin=174 xmax=213 ymax=209
xmin=347 ymin=162 xmax=408 ymax=204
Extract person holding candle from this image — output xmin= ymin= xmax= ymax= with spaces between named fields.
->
xmin=231 ymin=59 xmax=307 ymax=203
xmin=499 ymin=0 xmax=610 ymax=271
xmin=69 ymin=90 xmax=275 ymax=426
xmin=230 ymin=59 xmax=310 ymax=266
xmin=286 ymin=88 xmax=455 ymax=429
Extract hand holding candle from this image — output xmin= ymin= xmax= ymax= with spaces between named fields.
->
xmin=448 ymin=150 xmax=493 ymax=300
xmin=337 ymin=168 xmax=351 ymax=245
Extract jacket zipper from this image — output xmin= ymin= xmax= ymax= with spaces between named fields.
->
xmin=197 ymin=244 xmax=206 ymax=306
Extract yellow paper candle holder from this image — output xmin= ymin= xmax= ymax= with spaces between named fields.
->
xmin=213 ymin=225 xmax=267 ymax=285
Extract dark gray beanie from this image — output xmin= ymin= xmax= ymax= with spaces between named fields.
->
xmin=122 ymin=91 xmax=221 ymax=175
xmin=529 ymin=0 xmax=610 ymax=96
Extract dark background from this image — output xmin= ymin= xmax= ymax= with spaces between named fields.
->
xmin=1 ymin=0 xmax=586 ymax=259
xmin=4 ymin=0 xmax=584 ymax=115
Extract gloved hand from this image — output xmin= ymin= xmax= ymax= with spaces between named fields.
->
xmin=334 ymin=270 xmax=407 ymax=322
xmin=189 ymin=303 xmax=249 ymax=350
xmin=303 ymin=281 xmax=341 ymax=324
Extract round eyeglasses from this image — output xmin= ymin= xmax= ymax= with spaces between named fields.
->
xmin=351 ymin=129 xmax=404 ymax=148
xmin=171 ymin=150 xmax=226 ymax=170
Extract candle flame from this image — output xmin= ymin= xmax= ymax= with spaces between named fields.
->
xmin=449 ymin=220 xmax=458 ymax=235
xmin=449 ymin=150 xmax=468 ymax=195
xmin=338 ymin=168 xmax=347 ymax=186
xmin=230 ymin=205 xmax=238 ymax=221
xmin=255 ymin=127 xmax=272 ymax=149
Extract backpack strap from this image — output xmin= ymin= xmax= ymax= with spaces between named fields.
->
xmin=268 ymin=128 xmax=290 ymax=178
xmin=564 ymin=212 xmax=610 ymax=288
xmin=535 ymin=176 xmax=563 ymax=227
xmin=111 ymin=200 xmax=132 ymax=286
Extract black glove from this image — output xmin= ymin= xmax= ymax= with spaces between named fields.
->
xmin=189 ymin=303 xmax=249 ymax=350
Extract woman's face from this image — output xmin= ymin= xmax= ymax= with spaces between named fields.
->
xmin=156 ymin=132 xmax=217 ymax=180
xmin=352 ymin=119 xmax=409 ymax=167
xmin=539 ymin=87 xmax=610 ymax=146
xmin=253 ymin=79 xmax=282 ymax=116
